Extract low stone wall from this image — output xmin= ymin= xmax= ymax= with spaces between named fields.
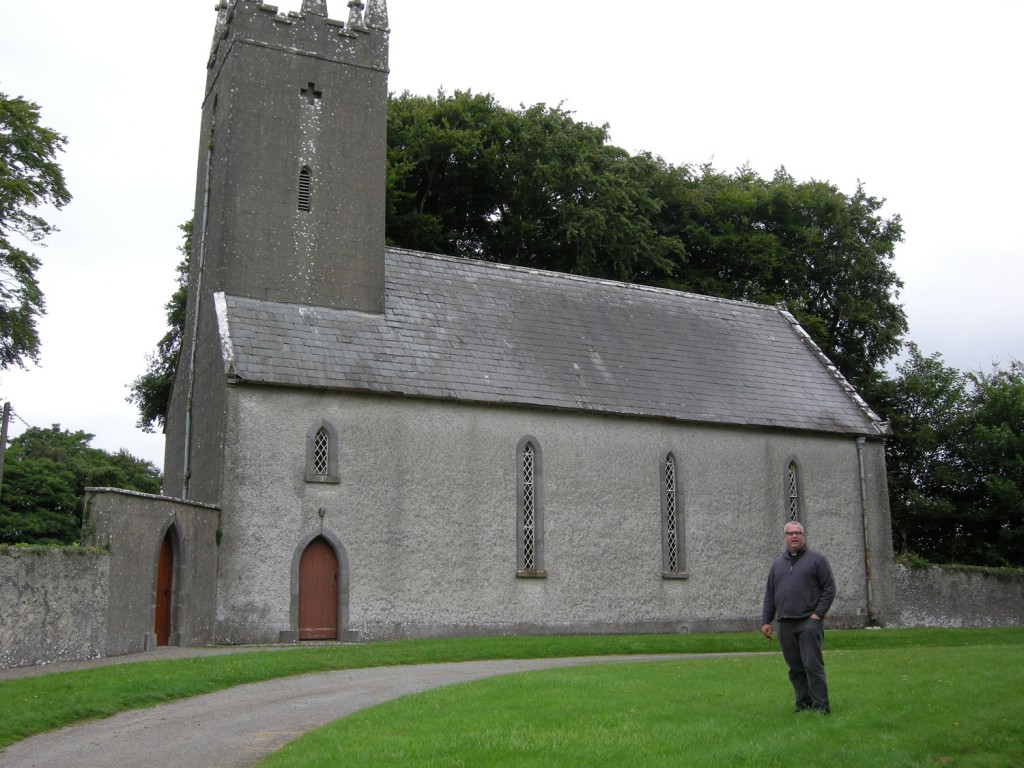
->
xmin=0 ymin=546 xmax=109 ymax=668
xmin=895 ymin=563 xmax=1024 ymax=627
xmin=1 ymin=488 xmax=220 ymax=671
xmin=85 ymin=489 xmax=220 ymax=656
xmin=2 ymin=555 xmax=1022 ymax=670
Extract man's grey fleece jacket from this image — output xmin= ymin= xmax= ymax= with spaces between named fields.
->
xmin=761 ymin=547 xmax=837 ymax=624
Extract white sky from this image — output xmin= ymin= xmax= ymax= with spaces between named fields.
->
xmin=1 ymin=0 xmax=1021 ymax=471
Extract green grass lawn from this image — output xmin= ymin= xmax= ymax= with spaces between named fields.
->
xmin=1 ymin=628 xmax=1022 ymax=765
xmin=257 ymin=642 xmax=1024 ymax=767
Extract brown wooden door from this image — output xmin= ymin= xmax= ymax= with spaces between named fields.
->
xmin=298 ymin=537 xmax=339 ymax=640
xmin=155 ymin=531 xmax=174 ymax=646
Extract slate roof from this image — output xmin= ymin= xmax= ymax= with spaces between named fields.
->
xmin=216 ymin=248 xmax=888 ymax=436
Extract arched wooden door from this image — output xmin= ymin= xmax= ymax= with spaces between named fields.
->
xmin=155 ymin=531 xmax=174 ymax=646
xmin=298 ymin=537 xmax=339 ymax=640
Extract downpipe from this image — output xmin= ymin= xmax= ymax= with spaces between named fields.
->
xmin=856 ymin=436 xmax=876 ymax=624
xmin=182 ymin=139 xmax=214 ymax=499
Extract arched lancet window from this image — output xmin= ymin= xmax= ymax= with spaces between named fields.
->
xmin=517 ymin=436 xmax=546 ymax=577
xmin=786 ymin=459 xmax=802 ymax=523
xmin=313 ymin=427 xmax=329 ymax=475
xmin=661 ymin=449 xmax=688 ymax=578
xmin=305 ymin=419 xmax=340 ymax=483
xmin=298 ymin=166 xmax=312 ymax=212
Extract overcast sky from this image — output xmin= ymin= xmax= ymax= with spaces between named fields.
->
xmin=1 ymin=0 xmax=1021 ymax=471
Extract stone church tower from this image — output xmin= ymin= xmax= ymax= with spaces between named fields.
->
xmin=164 ymin=0 xmax=390 ymax=502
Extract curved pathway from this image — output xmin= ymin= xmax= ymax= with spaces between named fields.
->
xmin=0 ymin=653 xmax=726 ymax=768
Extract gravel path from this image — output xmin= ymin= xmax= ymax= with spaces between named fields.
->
xmin=0 ymin=653 xmax=719 ymax=767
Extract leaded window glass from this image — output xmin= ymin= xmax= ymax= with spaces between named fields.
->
xmin=522 ymin=443 xmax=536 ymax=571
xmin=787 ymin=461 xmax=800 ymax=522
xmin=665 ymin=453 xmax=678 ymax=572
xmin=517 ymin=436 xmax=545 ymax=577
xmin=305 ymin=420 xmax=340 ymax=484
xmin=661 ymin=449 xmax=687 ymax=578
xmin=313 ymin=428 xmax=329 ymax=476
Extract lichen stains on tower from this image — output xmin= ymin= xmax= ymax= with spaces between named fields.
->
xmin=196 ymin=0 xmax=389 ymax=314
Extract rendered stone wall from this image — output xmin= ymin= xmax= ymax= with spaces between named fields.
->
xmin=895 ymin=564 xmax=1024 ymax=627
xmin=0 ymin=546 xmax=109 ymax=668
xmin=214 ymin=387 xmax=896 ymax=644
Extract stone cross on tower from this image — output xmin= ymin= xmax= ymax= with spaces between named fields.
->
xmin=301 ymin=82 xmax=323 ymax=105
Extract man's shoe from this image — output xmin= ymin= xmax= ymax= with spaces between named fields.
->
xmin=813 ymin=707 xmax=830 ymax=715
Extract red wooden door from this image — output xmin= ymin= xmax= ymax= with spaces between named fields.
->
xmin=155 ymin=531 xmax=174 ymax=646
xmin=298 ymin=538 xmax=339 ymax=640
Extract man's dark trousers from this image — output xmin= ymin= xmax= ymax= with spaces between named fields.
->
xmin=777 ymin=617 xmax=829 ymax=712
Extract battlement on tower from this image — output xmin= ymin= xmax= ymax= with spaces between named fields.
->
xmin=207 ymin=0 xmax=389 ymax=93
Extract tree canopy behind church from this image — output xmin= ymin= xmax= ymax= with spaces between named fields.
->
xmin=386 ymin=92 xmax=682 ymax=283
xmin=872 ymin=347 xmax=1024 ymax=567
xmin=386 ymin=91 xmax=906 ymax=394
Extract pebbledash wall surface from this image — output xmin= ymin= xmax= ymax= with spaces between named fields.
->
xmin=215 ymin=392 xmax=892 ymax=643
xmin=0 ymin=546 xmax=108 ymax=669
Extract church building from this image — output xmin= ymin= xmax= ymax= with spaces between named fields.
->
xmin=91 ymin=0 xmax=896 ymax=650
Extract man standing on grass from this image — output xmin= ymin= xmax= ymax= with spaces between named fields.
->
xmin=761 ymin=521 xmax=836 ymax=714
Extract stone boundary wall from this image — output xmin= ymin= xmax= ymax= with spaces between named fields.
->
xmin=0 ymin=546 xmax=109 ymax=669
xmin=1 ymin=557 xmax=1021 ymax=670
xmin=85 ymin=489 xmax=220 ymax=656
xmin=895 ymin=563 xmax=1024 ymax=627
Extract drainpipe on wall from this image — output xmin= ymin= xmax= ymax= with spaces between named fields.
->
xmin=856 ymin=436 xmax=876 ymax=624
xmin=182 ymin=139 xmax=214 ymax=500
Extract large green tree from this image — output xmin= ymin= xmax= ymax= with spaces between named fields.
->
xmin=0 ymin=425 xmax=162 ymax=545
xmin=0 ymin=93 xmax=71 ymax=369
xmin=874 ymin=345 xmax=972 ymax=559
xmin=387 ymin=91 xmax=680 ymax=280
xmin=961 ymin=361 xmax=1024 ymax=565
xmin=875 ymin=347 xmax=1024 ymax=566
